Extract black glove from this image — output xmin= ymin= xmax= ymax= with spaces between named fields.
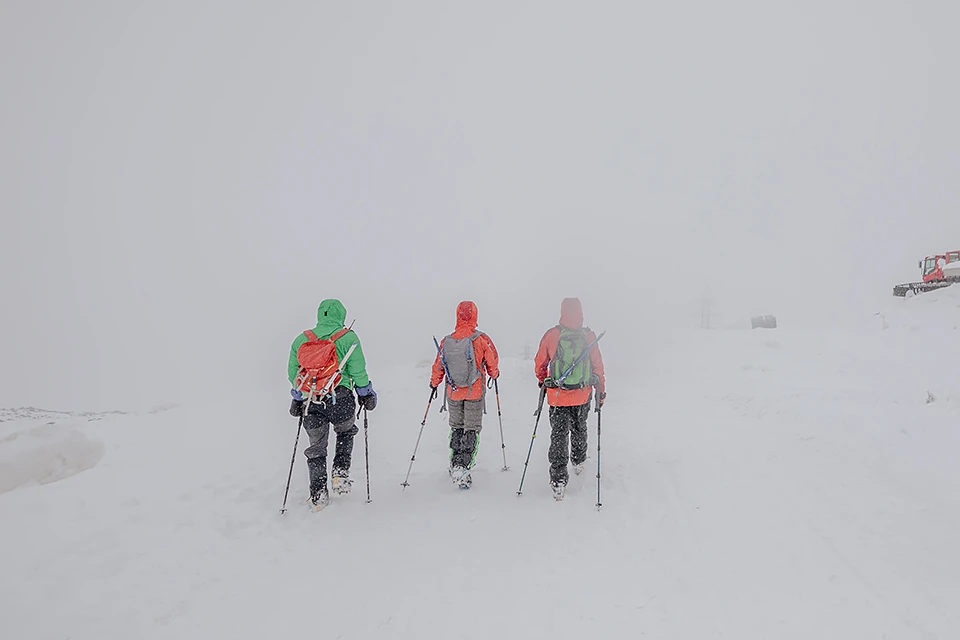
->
xmin=289 ymin=398 xmax=306 ymax=417
xmin=597 ymin=392 xmax=606 ymax=409
xmin=355 ymin=382 xmax=377 ymax=411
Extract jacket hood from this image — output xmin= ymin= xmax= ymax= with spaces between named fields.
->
xmin=452 ymin=301 xmax=479 ymax=338
xmin=559 ymin=297 xmax=583 ymax=330
xmin=315 ymin=299 xmax=347 ymax=337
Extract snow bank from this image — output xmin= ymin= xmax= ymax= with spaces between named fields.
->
xmin=0 ymin=421 xmax=105 ymax=494
xmin=875 ymin=284 xmax=960 ymax=332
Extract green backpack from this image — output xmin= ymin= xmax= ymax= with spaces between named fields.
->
xmin=547 ymin=326 xmax=594 ymax=390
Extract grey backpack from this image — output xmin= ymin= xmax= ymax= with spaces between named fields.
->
xmin=442 ymin=331 xmax=483 ymax=389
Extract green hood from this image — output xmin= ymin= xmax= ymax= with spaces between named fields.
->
xmin=315 ymin=299 xmax=347 ymax=338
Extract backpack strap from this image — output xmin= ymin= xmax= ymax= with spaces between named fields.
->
xmin=467 ymin=332 xmax=481 ymax=358
xmin=305 ymin=328 xmax=351 ymax=343
xmin=331 ymin=328 xmax=351 ymax=342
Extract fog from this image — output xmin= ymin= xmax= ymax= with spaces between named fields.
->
xmin=3 ymin=1 xmax=958 ymax=411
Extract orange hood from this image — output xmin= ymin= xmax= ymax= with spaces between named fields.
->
xmin=452 ymin=301 xmax=479 ymax=339
xmin=559 ymin=297 xmax=583 ymax=330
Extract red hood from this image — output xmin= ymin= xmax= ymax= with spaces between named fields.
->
xmin=559 ymin=297 xmax=583 ymax=329
xmin=452 ymin=301 xmax=479 ymax=339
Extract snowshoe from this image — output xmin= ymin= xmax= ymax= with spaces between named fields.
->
xmin=309 ymin=487 xmax=330 ymax=512
xmin=551 ymin=481 xmax=566 ymax=501
xmin=450 ymin=466 xmax=472 ymax=490
xmin=331 ymin=469 xmax=353 ymax=496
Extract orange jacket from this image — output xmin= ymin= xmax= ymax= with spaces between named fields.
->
xmin=431 ymin=301 xmax=500 ymax=402
xmin=535 ymin=298 xmax=606 ymax=407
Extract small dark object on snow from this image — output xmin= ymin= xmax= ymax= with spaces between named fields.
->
xmin=751 ymin=315 xmax=778 ymax=330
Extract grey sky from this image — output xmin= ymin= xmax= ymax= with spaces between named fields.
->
xmin=2 ymin=1 xmax=958 ymax=410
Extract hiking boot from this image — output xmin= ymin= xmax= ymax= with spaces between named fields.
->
xmin=331 ymin=468 xmax=353 ymax=495
xmin=451 ymin=466 xmax=472 ymax=490
xmin=310 ymin=487 xmax=330 ymax=511
xmin=572 ymin=462 xmax=585 ymax=476
xmin=550 ymin=480 xmax=566 ymax=501
xmin=450 ymin=465 xmax=467 ymax=485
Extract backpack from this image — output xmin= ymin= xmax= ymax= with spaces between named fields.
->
xmin=548 ymin=326 xmax=593 ymax=390
xmin=441 ymin=331 xmax=483 ymax=389
xmin=295 ymin=328 xmax=351 ymax=395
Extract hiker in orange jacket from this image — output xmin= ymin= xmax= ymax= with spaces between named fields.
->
xmin=430 ymin=301 xmax=499 ymax=488
xmin=535 ymin=297 xmax=606 ymax=498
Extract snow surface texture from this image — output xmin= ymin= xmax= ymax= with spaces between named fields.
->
xmin=2 ymin=291 xmax=959 ymax=639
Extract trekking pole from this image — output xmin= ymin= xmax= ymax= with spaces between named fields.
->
xmin=517 ymin=385 xmax=546 ymax=496
xmin=280 ymin=385 xmax=316 ymax=514
xmin=280 ymin=411 xmax=304 ymax=514
xmin=596 ymin=400 xmax=602 ymax=511
xmin=492 ymin=378 xmax=508 ymax=471
xmin=401 ymin=387 xmax=438 ymax=489
xmin=363 ymin=408 xmax=372 ymax=504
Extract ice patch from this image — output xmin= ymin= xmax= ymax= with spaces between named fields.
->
xmin=0 ymin=423 xmax=105 ymax=494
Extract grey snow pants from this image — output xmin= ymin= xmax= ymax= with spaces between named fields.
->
xmin=448 ymin=398 xmax=483 ymax=469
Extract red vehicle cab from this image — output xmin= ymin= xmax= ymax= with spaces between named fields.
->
xmin=921 ymin=250 xmax=960 ymax=283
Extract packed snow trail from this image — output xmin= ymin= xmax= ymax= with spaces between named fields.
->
xmin=2 ymin=295 xmax=959 ymax=639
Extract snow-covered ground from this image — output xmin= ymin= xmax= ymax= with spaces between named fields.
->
xmin=2 ymin=290 xmax=959 ymax=639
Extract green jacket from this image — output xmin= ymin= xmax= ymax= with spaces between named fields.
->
xmin=288 ymin=299 xmax=370 ymax=390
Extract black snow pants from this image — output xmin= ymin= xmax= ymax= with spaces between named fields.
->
xmin=548 ymin=402 xmax=590 ymax=485
xmin=303 ymin=386 xmax=358 ymax=496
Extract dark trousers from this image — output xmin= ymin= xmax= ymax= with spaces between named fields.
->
xmin=548 ymin=403 xmax=590 ymax=485
xmin=303 ymin=386 xmax=358 ymax=495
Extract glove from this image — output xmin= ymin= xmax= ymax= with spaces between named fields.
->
xmin=597 ymin=392 xmax=607 ymax=409
xmin=289 ymin=388 xmax=306 ymax=416
xmin=355 ymin=382 xmax=377 ymax=411
xmin=537 ymin=379 xmax=544 ymax=389
xmin=289 ymin=398 xmax=306 ymax=417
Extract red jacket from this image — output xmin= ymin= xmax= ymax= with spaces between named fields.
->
xmin=431 ymin=301 xmax=500 ymax=402
xmin=535 ymin=298 xmax=605 ymax=407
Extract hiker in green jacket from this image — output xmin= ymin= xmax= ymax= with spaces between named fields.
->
xmin=288 ymin=299 xmax=376 ymax=509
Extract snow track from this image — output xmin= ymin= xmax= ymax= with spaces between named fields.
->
xmin=2 ymin=304 xmax=959 ymax=638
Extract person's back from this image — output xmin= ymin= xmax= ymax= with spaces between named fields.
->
xmin=287 ymin=299 xmax=377 ymax=510
xmin=430 ymin=301 xmax=499 ymax=488
xmin=534 ymin=297 xmax=605 ymax=499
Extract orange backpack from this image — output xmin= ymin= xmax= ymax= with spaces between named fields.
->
xmin=295 ymin=328 xmax=351 ymax=395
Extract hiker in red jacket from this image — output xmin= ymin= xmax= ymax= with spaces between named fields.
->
xmin=534 ymin=297 xmax=606 ymax=500
xmin=430 ymin=301 xmax=500 ymax=489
